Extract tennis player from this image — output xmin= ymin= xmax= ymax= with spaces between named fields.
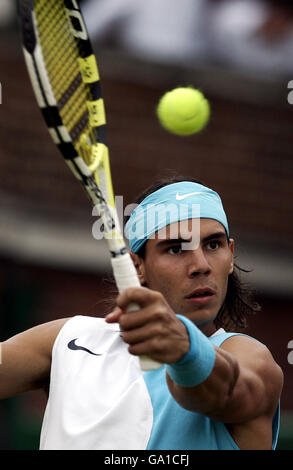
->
xmin=0 ymin=177 xmax=283 ymax=450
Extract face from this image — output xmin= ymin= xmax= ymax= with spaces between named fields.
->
xmin=132 ymin=219 xmax=234 ymax=335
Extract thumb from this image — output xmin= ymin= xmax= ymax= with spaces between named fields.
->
xmin=105 ymin=306 xmax=124 ymax=323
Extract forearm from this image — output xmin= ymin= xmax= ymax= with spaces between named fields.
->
xmin=166 ymin=346 xmax=241 ymax=420
xmin=166 ymin=317 xmax=280 ymax=423
xmin=164 ymin=315 xmax=239 ymax=418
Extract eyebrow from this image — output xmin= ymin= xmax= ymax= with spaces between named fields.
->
xmin=156 ymin=231 xmax=228 ymax=247
xmin=202 ymin=231 xmax=228 ymax=243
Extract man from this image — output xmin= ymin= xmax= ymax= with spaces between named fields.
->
xmin=0 ymin=177 xmax=283 ymax=450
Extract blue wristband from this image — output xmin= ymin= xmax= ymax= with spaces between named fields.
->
xmin=166 ymin=315 xmax=216 ymax=387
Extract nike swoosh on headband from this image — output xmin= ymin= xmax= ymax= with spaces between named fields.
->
xmin=67 ymin=339 xmax=102 ymax=356
xmin=176 ymin=191 xmax=205 ymax=201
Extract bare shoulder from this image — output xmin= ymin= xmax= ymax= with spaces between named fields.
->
xmin=0 ymin=318 xmax=71 ymax=398
xmin=4 ymin=317 xmax=71 ymax=357
xmin=219 ymin=334 xmax=283 ymax=370
xmin=219 ymin=333 xmax=279 ymax=362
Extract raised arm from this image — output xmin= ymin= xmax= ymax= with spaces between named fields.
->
xmin=0 ymin=318 xmax=68 ymax=399
xmin=166 ymin=334 xmax=282 ymax=422
xmin=106 ymin=287 xmax=283 ymax=449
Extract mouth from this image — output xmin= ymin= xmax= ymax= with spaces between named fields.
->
xmin=185 ymin=288 xmax=216 ymax=306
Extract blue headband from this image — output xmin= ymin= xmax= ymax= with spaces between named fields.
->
xmin=125 ymin=182 xmax=229 ymax=253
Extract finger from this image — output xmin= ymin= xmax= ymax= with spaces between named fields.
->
xmin=127 ymin=336 xmax=167 ymax=362
xmin=116 ymin=287 xmax=162 ymax=311
xmin=105 ymin=307 xmax=124 ymax=323
xmin=126 ymin=326 xmax=189 ymax=364
xmin=119 ymin=303 xmax=165 ymax=332
xmin=122 ymin=320 xmax=163 ymax=345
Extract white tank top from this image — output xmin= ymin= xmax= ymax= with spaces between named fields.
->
xmin=40 ymin=315 xmax=280 ymax=450
xmin=40 ymin=315 xmax=153 ymax=450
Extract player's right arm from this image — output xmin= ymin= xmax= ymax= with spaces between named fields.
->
xmin=0 ymin=318 xmax=69 ymax=399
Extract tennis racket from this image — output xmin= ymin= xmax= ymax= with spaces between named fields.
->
xmin=19 ymin=0 xmax=161 ymax=371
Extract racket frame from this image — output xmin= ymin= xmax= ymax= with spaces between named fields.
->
xmin=19 ymin=0 xmax=161 ymax=371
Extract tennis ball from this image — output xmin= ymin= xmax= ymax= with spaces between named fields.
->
xmin=156 ymin=87 xmax=210 ymax=136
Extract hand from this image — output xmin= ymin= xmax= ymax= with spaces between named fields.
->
xmin=106 ymin=287 xmax=190 ymax=365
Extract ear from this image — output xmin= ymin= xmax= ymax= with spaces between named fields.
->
xmin=228 ymin=238 xmax=235 ymax=274
xmin=130 ymin=252 xmax=147 ymax=285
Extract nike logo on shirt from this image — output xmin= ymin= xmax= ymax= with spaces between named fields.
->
xmin=67 ymin=339 xmax=102 ymax=356
xmin=175 ymin=191 xmax=205 ymax=201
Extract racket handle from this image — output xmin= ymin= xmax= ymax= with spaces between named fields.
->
xmin=111 ymin=252 xmax=141 ymax=291
xmin=111 ymin=254 xmax=162 ymax=371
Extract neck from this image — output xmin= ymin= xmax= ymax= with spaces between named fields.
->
xmin=197 ymin=321 xmax=217 ymax=337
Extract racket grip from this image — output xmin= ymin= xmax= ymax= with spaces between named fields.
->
xmin=111 ymin=254 xmax=162 ymax=371
xmin=111 ymin=252 xmax=140 ymax=292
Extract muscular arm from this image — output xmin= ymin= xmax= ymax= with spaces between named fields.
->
xmin=0 ymin=318 xmax=69 ymax=399
xmin=167 ymin=335 xmax=283 ymax=424
xmin=107 ymin=287 xmax=283 ymax=430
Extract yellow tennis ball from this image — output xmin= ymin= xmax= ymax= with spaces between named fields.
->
xmin=156 ymin=87 xmax=210 ymax=136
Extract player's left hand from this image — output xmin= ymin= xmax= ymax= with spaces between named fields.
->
xmin=105 ymin=286 xmax=190 ymax=364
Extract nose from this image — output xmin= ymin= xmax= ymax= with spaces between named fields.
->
xmin=186 ymin=247 xmax=211 ymax=277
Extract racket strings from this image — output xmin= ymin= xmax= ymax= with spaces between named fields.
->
xmin=34 ymin=0 xmax=107 ymax=187
xmin=35 ymin=0 xmax=91 ymax=146
xmin=36 ymin=2 xmax=75 ymax=94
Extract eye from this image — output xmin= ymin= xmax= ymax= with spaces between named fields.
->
xmin=167 ymin=245 xmax=182 ymax=255
xmin=207 ymin=240 xmax=221 ymax=251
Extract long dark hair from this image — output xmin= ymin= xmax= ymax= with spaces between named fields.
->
xmin=124 ymin=174 xmax=261 ymax=332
